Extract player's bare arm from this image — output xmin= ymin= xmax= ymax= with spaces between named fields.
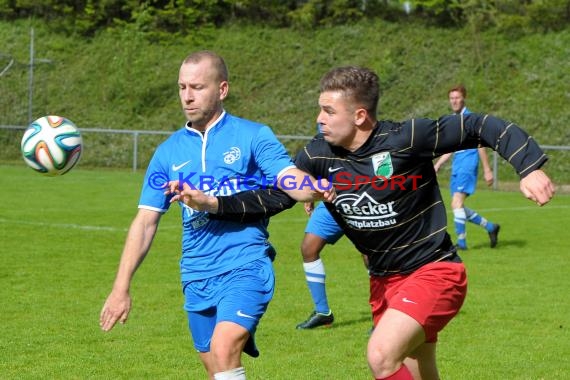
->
xmin=433 ymin=153 xmax=452 ymax=172
xmin=276 ymin=167 xmax=335 ymax=202
xmin=167 ymin=180 xmax=219 ymax=212
xmin=478 ymin=147 xmax=494 ymax=186
xmin=99 ymin=208 xmax=161 ymax=332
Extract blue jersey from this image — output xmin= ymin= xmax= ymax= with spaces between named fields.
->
xmin=139 ymin=112 xmax=295 ymax=282
xmin=451 ymin=107 xmax=479 ymax=176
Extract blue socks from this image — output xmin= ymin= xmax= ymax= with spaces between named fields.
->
xmin=453 ymin=208 xmax=467 ymax=249
xmin=465 ymin=207 xmax=495 ymax=232
xmin=303 ymin=259 xmax=330 ymax=314
xmin=455 ymin=207 xmax=497 ymax=248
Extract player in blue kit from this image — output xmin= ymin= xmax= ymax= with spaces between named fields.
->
xmin=295 ymin=201 xmax=343 ymax=329
xmin=295 ymin=124 xmax=346 ymax=329
xmin=297 ymin=201 xmax=370 ymax=330
xmin=171 ymin=66 xmax=554 ymax=379
xmin=434 ymin=84 xmax=500 ymax=250
xmin=99 ymin=51 xmax=322 ymax=380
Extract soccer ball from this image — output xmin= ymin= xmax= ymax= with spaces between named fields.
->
xmin=21 ymin=115 xmax=83 ymax=176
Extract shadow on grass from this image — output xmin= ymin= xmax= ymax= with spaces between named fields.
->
xmin=467 ymin=239 xmax=528 ymax=250
xmin=327 ymin=314 xmax=373 ymax=330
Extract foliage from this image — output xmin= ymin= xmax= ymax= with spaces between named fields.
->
xmin=0 ymin=0 xmax=567 ymax=38
xmin=408 ymin=0 xmax=570 ymax=34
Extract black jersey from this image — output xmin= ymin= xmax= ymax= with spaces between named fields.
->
xmin=214 ymin=113 xmax=547 ymax=276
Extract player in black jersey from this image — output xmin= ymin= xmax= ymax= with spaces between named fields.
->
xmin=168 ymin=66 xmax=554 ymax=380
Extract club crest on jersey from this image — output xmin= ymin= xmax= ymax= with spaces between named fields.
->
xmin=223 ymin=147 xmax=241 ymax=164
xmin=372 ymin=152 xmax=393 ymax=178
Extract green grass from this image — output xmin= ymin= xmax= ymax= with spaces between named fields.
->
xmin=1 ymin=163 xmax=569 ymax=379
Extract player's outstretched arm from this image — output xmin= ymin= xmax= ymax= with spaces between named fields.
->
xmin=519 ymin=169 xmax=555 ymax=206
xmin=167 ymin=174 xmax=335 ymax=223
xmin=99 ymin=208 xmax=161 ymax=332
xmin=166 ymin=181 xmax=218 ymax=213
xmin=166 ymin=180 xmax=296 ymax=222
xmin=276 ymin=167 xmax=334 ymax=202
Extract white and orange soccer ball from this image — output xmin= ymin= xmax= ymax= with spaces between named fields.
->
xmin=20 ymin=115 xmax=83 ymax=176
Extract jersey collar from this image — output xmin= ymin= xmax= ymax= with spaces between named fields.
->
xmin=184 ymin=110 xmax=227 ymax=135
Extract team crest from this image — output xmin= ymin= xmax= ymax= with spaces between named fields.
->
xmin=371 ymin=152 xmax=393 ymax=178
xmin=223 ymin=147 xmax=241 ymax=164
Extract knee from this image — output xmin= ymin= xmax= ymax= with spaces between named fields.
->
xmin=300 ymin=239 xmax=321 ymax=261
xmin=450 ymin=199 xmax=461 ymax=210
xmin=210 ymin=341 xmax=242 ymax=369
xmin=367 ymin=344 xmax=401 ymax=377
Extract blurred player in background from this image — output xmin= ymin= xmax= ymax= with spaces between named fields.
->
xmin=295 ymin=201 xmax=342 ymax=329
xmin=172 ymin=66 xmax=554 ymax=379
xmin=99 ymin=50 xmax=321 ymax=380
xmin=434 ymin=84 xmax=500 ymax=250
xmin=296 ymin=201 xmax=370 ymax=330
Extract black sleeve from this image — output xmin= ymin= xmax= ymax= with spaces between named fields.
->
xmin=410 ymin=113 xmax=548 ymax=178
xmin=210 ymin=187 xmax=297 ymax=222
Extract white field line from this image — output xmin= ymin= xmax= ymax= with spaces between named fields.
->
xmin=1 ymin=205 xmax=567 ymax=230
xmin=0 ymin=218 xmax=179 ymax=232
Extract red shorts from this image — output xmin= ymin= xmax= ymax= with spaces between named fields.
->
xmin=369 ymin=261 xmax=467 ymax=343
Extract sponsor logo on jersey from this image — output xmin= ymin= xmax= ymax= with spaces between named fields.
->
xmin=223 ymin=147 xmax=241 ymax=164
xmin=335 ymin=191 xmax=398 ymax=229
xmin=372 ymin=152 xmax=393 ymax=178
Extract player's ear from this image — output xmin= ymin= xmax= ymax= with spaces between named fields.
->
xmin=354 ymin=107 xmax=367 ymax=126
xmin=219 ymin=80 xmax=229 ymax=100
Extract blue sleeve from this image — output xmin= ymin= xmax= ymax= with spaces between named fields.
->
xmin=252 ymin=126 xmax=295 ymax=178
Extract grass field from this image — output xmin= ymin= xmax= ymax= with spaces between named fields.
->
xmin=1 ymin=164 xmax=569 ymax=379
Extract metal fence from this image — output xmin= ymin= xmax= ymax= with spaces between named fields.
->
xmin=1 ymin=124 xmax=313 ymax=171
xmin=2 ymin=124 xmax=569 ymax=188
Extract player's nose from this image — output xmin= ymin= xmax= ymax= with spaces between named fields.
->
xmin=181 ymin=88 xmax=194 ymax=103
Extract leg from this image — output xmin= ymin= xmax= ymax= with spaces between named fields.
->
xmin=404 ymin=343 xmax=439 ymax=380
xmin=451 ymin=192 xmax=468 ymax=249
xmin=198 ymin=352 xmax=216 ymax=379
xmin=210 ymin=321 xmax=249 ymax=373
xmin=301 ymin=232 xmax=330 ymax=313
xmin=368 ymin=262 xmax=467 ymax=379
xmin=187 ymin=258 xmax=274 ymax=378
xmin=199 ymin=348 xmax=247 ymax=380
xmin=297 ymin=202 xmax=343 ymax=329
xmin=296 ymin=232 xmax=335 ymax=329
xmin=464 ymin=207 xmax=500 ymax=248
xmin=368 ymin=308 xmax=426 ymax=378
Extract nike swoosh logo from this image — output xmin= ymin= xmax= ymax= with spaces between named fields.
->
xmin=402 ymin=297 xmax=417 ymax=304
xmin=236 ymin=310 xmax=256 ymax=319
xmin=328 ymin=167 xmax=343 ymax=173
xmin=172 ymin=160 xmax=191 ymax=171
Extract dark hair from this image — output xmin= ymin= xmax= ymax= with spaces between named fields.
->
xmin=183 ymin=50 xmax=229 ymax=82
xmin=320 ymin=66 xmax=379 ymax=116
xmin=448 ymin=84 xmax=467 ymax=98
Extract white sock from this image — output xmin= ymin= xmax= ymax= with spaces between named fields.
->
xmin=303 ymin=258 xmax=325 ymax=282
xmin=214 ymin=367 xmax=246 ymax=380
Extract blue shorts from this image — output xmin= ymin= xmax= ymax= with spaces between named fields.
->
xmin=182 ymin=257 xmax=275 ymax=353
xmin=305 ymin=202 xmax=344 ymax=244
xmin=450 ymin=172 xmax=477 ymax=196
